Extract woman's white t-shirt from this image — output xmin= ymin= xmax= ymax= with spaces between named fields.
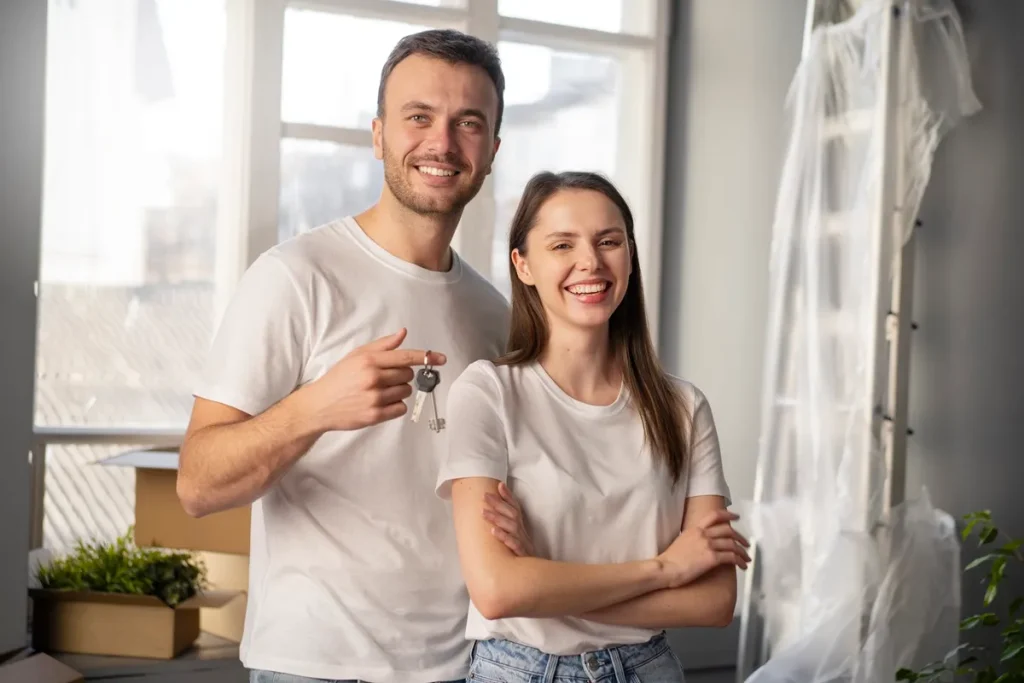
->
xmin=436 ymin=359 xmax=732 ymax=655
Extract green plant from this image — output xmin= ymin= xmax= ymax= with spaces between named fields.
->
xmin=896 ymin=511 xmax=1023 ymax=683
xmin=36 ymin=529 xmax=207 ymax=607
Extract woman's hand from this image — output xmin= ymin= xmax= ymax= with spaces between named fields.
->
xmin=482 ymin=482 xmax=535 ymax=557
xmin=659 ymin=508 xmax=750 ymax=587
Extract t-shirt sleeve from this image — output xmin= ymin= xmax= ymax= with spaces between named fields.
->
xmin=686 ymin=387 xmax=732 ymax=505
xmin=193 ymin=252 xmax=311 ymax=416
xmin=435 ymin=364 xmax=508 ymax=500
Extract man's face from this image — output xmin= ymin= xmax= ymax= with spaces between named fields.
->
xmin=373 ymin=54 xmax=501 ymax=217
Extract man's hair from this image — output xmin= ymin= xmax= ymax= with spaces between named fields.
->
xmin=376 ymin=29 xmax=505 ymax=137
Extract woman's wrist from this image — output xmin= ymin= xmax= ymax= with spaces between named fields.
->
xmin=644 ymin=557 xmax=678 ymax=591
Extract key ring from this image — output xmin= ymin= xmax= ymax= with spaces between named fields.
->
xmin=423 ymin=350 xmax=431 ymax=371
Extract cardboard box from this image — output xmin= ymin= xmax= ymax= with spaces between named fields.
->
xmin=195 ymin=551 xmax=249 ymax=642
xmin=98 ymin=449 xmax=251 ymax=555
xmin=29 ymin=589 xmax=240 ymax=659
xmin=0 ymin=652 xmax=83 ymax=683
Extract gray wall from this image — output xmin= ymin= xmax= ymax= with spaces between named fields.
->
xmin=907 ymin=0 xmax=1024 ymax=657
xmin=659 ymin=0 xmax=806 ymax=672
xmin=0 ymin=0 xmax=45 ymax=656
xmin=659 ymin=0 xmax=806 ymax=524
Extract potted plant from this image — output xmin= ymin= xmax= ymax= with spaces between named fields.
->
xmin=897 ymin=510 xmax=1023 ymax=682
xmin=31 ymin=530 xmax=240 ymax=659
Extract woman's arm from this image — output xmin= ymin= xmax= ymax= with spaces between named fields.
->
xmin=451 ymin=477 xmax=677 ymax=620
xmin=577 ymin=495 xmax=742 ymax=629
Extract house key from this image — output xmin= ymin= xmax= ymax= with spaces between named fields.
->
xmin=410 ymin=352 xmax=444 ymax=432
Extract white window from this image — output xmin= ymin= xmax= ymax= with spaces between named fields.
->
xmin=31 ymin=0 xmax=670 ymax=551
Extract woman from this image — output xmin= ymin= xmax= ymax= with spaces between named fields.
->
xmin=435 ymin=171 xmax=749 ymax=683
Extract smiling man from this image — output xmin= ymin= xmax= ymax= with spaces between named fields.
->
xmin=176 ymin=30 xmax=510 ymax=683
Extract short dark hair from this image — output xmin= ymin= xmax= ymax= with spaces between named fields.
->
xmin=376 ymin=29 xmax=505 ymax=137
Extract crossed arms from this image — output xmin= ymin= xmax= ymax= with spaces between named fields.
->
xmin=450 ymin=477 xmax=750 ymax=629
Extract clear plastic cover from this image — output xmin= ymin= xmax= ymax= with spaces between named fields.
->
xmin=739 ymin=1 xmax=980 ymax=681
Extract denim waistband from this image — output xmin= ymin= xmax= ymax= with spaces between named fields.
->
xmin=471 ymin=632 xmax=673 ymax=681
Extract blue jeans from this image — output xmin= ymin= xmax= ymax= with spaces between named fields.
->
xmin=249 ymin=672 xmax=463 ymax=683
xmin=467 ymin=632 xmax=685 ymax=682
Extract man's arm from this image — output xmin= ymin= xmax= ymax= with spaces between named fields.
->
xmin=577 ymin=495 xmax=740 ymax=629
xmin=177 ymin=329 xmax=444 ymax=517
xmin=176 ymin=393 xmax=324 ymax=517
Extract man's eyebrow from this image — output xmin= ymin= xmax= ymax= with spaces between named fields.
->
xmin=400 ymin=101 xmax=435 ymax=113
xmin=398 ymin=102 xmax=489 ymax=121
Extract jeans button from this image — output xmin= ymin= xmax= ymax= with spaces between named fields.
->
xmin=586 ymin=653 xmax=599 ymax=671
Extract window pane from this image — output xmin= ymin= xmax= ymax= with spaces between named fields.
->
xmin=37 ymin=0 xmax=226 ymax=428
xmin=499 ymin=0 xmax=655 ymax=35
xmin=491 ymin=43 xmax=621 ymax=297
xmin=279 ymin=139 xmax=384 ymax=242
xmin=43 ymin=444 xmax=146 ymax=553
xmin=282 ymin=10 xmax=436 ymax=129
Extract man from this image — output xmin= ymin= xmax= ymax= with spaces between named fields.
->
xmin=177 ymin=29 xmax=510 ymax=683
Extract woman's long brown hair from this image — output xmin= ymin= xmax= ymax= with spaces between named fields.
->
xmin=497 ymin=171 xmax=692 ymax=485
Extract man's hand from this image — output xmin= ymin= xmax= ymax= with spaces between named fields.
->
xmin=298 ymin=328 xmax=446 ymax=432
xmin=482 ymin=482 xmax=535 ymax=557
xmin=658 ymin=508 xmax=750 ymax=588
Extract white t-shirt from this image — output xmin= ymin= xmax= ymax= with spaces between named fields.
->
xmin=435 ymin=360 xmax=731 ymax=655
xmin=194 ymin=218 xmax=510 ymax=683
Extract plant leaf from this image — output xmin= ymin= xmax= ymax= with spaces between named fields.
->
xmin=1010 ymin=597 xmax=1024 ymax=616
xmin=984 ymin=580 xmax=999 ymax=606
xmin=982 ymin=613 xmax=1001 ymax=626
xmin=963 ymin=614 xmax=998 ymax=630
xmin=967 ymin=554 xmax=999 ymax=571
xmin=980 ymin=526 xmax=999 ymax=545
xmin=1002 ymin=642 xmax=1024 ymax=662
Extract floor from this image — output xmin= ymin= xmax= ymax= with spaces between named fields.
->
xmin=51 ymin=632 xmax=247 ymax=682
xmin=36 ymin=629 xmax=741 ymax=682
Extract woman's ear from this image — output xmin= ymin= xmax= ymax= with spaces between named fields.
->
xmin=511 ymin=249 xmax=535 ymax=286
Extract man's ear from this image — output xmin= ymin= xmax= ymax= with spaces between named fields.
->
xmin=511 ymin=248 xmax=534 ymax=285
xmin=485 ymin=136 xmax=501 ymax=176
xmin=372 ymin=117 xmax=384 ymax=161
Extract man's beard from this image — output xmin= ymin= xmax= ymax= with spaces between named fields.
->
xmin=382 ymin=141 xmax=487 ymax=217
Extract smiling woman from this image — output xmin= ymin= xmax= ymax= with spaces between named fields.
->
xmin=437 ymin=170 xmax=747 ymax=683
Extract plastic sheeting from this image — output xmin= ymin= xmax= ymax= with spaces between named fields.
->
xmin=739 ymin=1 xmax=981 ymax=682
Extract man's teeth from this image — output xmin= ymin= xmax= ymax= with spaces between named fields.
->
xmin=418 ymin=166 xmax=457 ymax=177
xmin=567 ymin=283 xmax=609 ymax=295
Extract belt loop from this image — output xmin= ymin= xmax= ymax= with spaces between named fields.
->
xmin=542 ymin=652 xmax=559 ymax=683
xmin=609 ymin=645 xmax=627 ymax=683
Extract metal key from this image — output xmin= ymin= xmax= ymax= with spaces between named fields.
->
xmin=428 ymin=382 xmax=446 ymax=433
xmin=410 ymin=354 xmax=439 ymax=424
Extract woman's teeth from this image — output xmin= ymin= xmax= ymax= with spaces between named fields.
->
xmin=567 ymin=283 xmax=609 ymax=295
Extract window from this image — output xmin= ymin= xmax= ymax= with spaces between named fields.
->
xmin=37 ymin=0 xmax=226 ymax=429
xmin=31 ymin=0 xmax=670 ymax=550
xmin=34 ymin=0 xmax=227 ymax=549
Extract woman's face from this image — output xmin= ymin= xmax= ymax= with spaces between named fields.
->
xmin=512 ymin=189 xmax=632 ymax=334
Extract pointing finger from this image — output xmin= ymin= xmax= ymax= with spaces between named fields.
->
xmin=357 ymin=328 xmax=407 ymax=354
xmin=373 ymin=349 xmax=447 ymax=369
